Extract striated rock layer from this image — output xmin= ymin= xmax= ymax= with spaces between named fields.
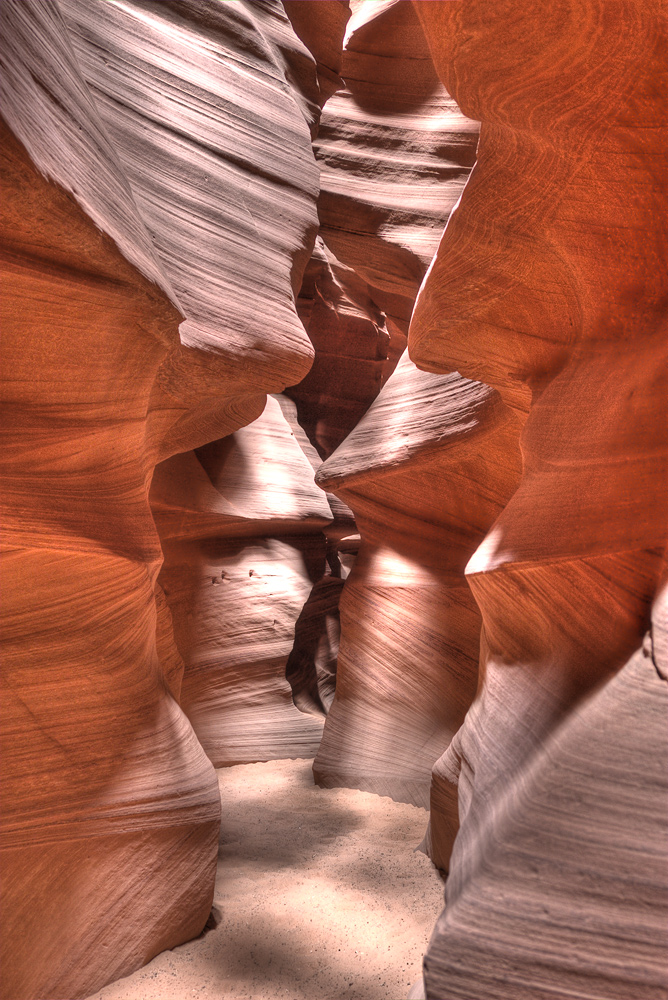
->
xmin=423 ymin=601 xmax=668 ymax=1000
xmin=152 ymin=396 xmax=332 ymax=766
xmin=315 ymin=353 xmax=521 ymax=808
xmin=308 ymin=0 xmax=487 ymax=813
xmin=317 ymin=0 xmax=479 ymax=334
xmin=287 ymin=236 xmax=396 ymax=459
xmin=3 ymin=2 xmax=667 ymax=999
xmin=288 ymin=0 xmax=480 ymax=462
xmin=58 ymin=0 xmax=320 ymax=458
xmin=0 ymin=1 xmax=325 ymax=997
xmin=1 ymin=114 xmax=220 ymax=1000
xmin=410 ymin=2 xmax=668 ymax=997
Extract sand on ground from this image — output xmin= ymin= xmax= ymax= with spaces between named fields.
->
xmin=86 ymin=758 xmax=443 ymax=1000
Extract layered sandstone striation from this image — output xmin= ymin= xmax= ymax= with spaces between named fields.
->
xmin=422 ymin=599 xmax=668 ymax=1000
xmin=307 ymin=0 xmax=488 ymax=814
xmin=283 ymin=0 xmax=350 ymax=108
xmin=410 ymin=2 xmax=668 ymax=997
xmin=152 ymin=396 xmax=332 ymax=766
xmin=57 ymin=0 xmax=321 ymax=459
xmin=288 ymin=0 xmax=480 ymax=463
xmin=287 ymin=237 xmax=395 ymax=460
xmin=317 ymin=0 xmax=479 ymax=334
xmin=3 ymin=1 xmax=667 ymax=999
xmin=314 ymin=353 xmax=521 ymax=809
xmin=292 ymin=1 xmax=667 ymax=996
xmin=0 ymin=1 xmax=326 ymax=997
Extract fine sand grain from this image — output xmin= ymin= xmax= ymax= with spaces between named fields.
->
xmin=86 ymin=758 xmax=443 ymax=1000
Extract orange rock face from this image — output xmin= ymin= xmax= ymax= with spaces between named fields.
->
xmin=2 ymin=1 xmax=667 ymax=999
xmin=317 ymin=0 xmax=479 ymax=333
xmin=0 ymin=1 xmax=324 ymax=997
xmin=409 ymin=2 xmax=668 ymax=997
xmin=152 ymin=397 xmax=332 ymax=766
xmin=302 ymin=0 xmax=487 ymax=817
xmin=314 ymin=354 xmax=522 ymax=808
xmin=287 ymin=237 xmax=396 ymax=459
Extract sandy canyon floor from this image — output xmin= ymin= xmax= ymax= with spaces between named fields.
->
xmin=86 ymin=759 xmax=442 ymax=1000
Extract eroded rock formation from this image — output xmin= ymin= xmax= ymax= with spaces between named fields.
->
xmin=152 ymin=396 xmax=331 ymax=765
xmin=409 ymin=2 xmax=668 ymax=997
xmin=0 ymin=1 xmax=326 ymax=997
xmin=306 ymin=0 xmax=491 ymax=818
xmin=286 ymin=237 xmax=396 ymax=460
xmin=2 ymin=1 xmax=667 ymax=999
xmin=317 ymin=0 xmax=479 ymax=333
xmin=314 ymin=354 xmax=522 ymax=808
xmin=287 ymin=0 xmax=480 ymax=463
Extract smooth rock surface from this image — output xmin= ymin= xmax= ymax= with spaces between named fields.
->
xmin=411 ymin=2 xmax=668 ymax=996
xmin=317 ymin=0 xmax=479 ymax=331
xmin=0 ymin=2 xmax=324 ymax=996
xmin=0 ymin=87 xmax=220 ymax=1000
xmin=58 ymin=0 xmax=321 ymax=459
xmin=315 ymin=352 xmax=522 ymax=810
xmin=3 ymin=3 xmax=667 ymax=1000
xmin=424 ymin=632 xmax=668 ymax=1000
xmin=155 ymin=401 xmax=331 ymax=765
xmin=287 ymin=237 xmax=397 ymax=460
xmin=302 ymin=0 xmax=493 ymax=816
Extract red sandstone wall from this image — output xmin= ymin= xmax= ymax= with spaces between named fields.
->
xmin=0 ymin=2 xmax=326 ymax=996
xmin=410 ymin=2 xmax=667 ymax=997
xmin=2 ymin=2 xmax=666 ymax=999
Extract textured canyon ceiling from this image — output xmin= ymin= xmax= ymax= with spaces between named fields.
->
xmin=1 ymin=2 xmax=666 ymax=999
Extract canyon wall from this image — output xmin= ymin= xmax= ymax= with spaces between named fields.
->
xmin=302 ymin=0 xmax=495 ymax=811
xmin=152 ymin=396 xmax=332 ymax=766
xmin=314 ymin=354 xmax=522 ymax=808
xmin=2 ymin=1 xmax=666 ymax=999
xmin=410 ymin=2 xmax=667 ymax=997
xmin=0 ymin=1 xmax=327 ymax=997
xmin=300 ymin=0 xmax=667 ymax=996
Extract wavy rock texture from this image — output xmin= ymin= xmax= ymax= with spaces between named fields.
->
xmin=316 ymin=0 xmax=479 ymax=334
xmin=287 ymin=236 xmax=398 ymax=460
xmin=410 ymin=2 xmax=668 ymax=997
xmin=152 ymin=396 xmax=332 ymax=766
xmin=57 ymin=0 xmax=320 ymax=459
xmin=0 ymin=1 xmax=324 ymax=997
xmin=3 ymin=2 xmax=667 ymax=1000
xmin=314 ymin=353 xmax=522 ymax=808
xmin=1 ymin=115 xmax=220 ymax=1000
xmin=283 ymin=0 xmax=350 ymax=108
xmin=279 ymin=0 xmax=484 ymax=790
xmin=277 ymin=396 xmax=356 ymax=718
xmin=424 ymin=606 xmax=668 ymax=1000
xmin=304 ymin=0 xmax=487 ymax=811
xmin=286 ymin=0 xmax=480 ymax=469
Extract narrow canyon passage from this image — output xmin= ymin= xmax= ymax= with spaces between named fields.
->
xmin=2 ymin=2 xmax=666 ymax=999
xmin=86 ymin=760 xmax=442 ymax=1000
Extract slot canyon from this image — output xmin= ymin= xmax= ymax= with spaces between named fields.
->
xmin=1 ymin=1 xmax=666 ymax=998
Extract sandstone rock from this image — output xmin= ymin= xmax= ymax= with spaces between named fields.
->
xmin=287 ymin=237 xmax=398 ymax=459
xmin=411 ymin=2 xmax=668 ymax=995
xmin=0 ymin=96 xmax=220 ymax=1000
xmin=423 ymin=621 xmax=668 ymax=1000
xmin=3 ymin=2 xmax=666 ymax=999
xmin=299 ymin=0 xmax=486 ymax=814
xmin=283 ymin=0 xmax=350 ymax=107
xmin=58 ymin=0 xmax=320 ymax=460
xmin=152 ymin=397 xmax=332 ymax=766
xmin=314 ymin=352 xmax=522 ymax=807
xmin=0 ymin=1 xmax=323 ymax=997
xmin=277 ymin=395 xmax=356 ymax=715
xmin=317 ymin=0 xmax=479 ymax=332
